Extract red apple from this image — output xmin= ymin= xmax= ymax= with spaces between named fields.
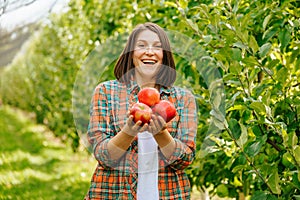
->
xmin=130 ymin=102 xmax=152 ymax=124
xmin=138 ymin=87 xmax=160 ymax=107
xmin=152 ymin=100 xmax=177 ymax=123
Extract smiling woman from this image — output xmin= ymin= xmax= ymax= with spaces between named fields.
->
xmin=85 ymin=22 xmax=198 ymax=200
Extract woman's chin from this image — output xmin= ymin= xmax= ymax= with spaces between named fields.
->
xmin=136 ymin=66 xmax=158 ymax=78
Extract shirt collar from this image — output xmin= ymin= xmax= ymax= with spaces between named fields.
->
xmin=159 ymin=86 xmax=172 ymax=95
xmin=127 ymin=78 xmax=140 ymax=95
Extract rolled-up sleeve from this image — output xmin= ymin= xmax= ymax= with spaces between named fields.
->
xmin=87 ymin=83 xmax=118 ymax=168
xmin=163 ymin=89 xmax=198 ymax=170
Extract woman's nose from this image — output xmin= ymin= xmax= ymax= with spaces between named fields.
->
xmin=145 ymin=47 xmax=154 ymax=55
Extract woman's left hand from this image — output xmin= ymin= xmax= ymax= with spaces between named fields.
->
xmin=148 ymin=114 xmax=167 ymax=135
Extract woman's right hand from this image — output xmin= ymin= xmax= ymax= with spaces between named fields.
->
xmin=121 ymin=112 xmax=148 ymax=137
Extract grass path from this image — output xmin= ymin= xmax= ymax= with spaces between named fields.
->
xmin=0 ymin=105 xmax=97 ymax=200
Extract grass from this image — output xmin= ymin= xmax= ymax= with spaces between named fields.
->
xmin=0 ymin=105 xmax=97 ymax=200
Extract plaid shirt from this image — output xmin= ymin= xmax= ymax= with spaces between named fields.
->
xmin=85 ymin=79 xmax=197 ymax=200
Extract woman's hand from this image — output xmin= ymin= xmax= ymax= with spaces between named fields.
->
xmin=121 ymin=112 xmax=148 ymax=137
xmin=148 ymin=114 xmax=167 ymax=135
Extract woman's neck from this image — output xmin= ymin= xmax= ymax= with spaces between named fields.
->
xmin=135 ymin=74 xmax=156 ymax=89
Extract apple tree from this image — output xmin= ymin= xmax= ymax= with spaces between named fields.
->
xmin=175 ymin=0 xmax=300 ymax=199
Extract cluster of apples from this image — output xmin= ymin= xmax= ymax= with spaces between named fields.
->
xmin=130 ymin=87 xmax=177 ymax=125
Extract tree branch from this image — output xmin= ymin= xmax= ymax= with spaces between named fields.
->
xmin=266 ymin=138 xmax=282 ymax=152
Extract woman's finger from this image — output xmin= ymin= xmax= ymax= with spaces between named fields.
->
xmin=157 ymin=115 xmax=166 ymax=124
xmin=127 ymin=115 xmax=134 ymax=125
xmin=140 ymin=123 xmax=148 ymax=132
xmin=152 ymin=115 xmax=160 ymax=127
xmin=133 ymin=120 xmax=142 ymax=129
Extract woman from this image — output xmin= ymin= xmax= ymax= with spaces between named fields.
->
xmin=85 ymin=22 xmax=198 ymax=200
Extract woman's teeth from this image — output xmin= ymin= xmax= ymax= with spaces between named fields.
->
xmin=142 ymin=60 xmax=156 ymax=64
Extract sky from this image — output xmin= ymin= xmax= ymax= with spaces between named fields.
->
xmin=0 ymin=0 xmax=69 ymax=31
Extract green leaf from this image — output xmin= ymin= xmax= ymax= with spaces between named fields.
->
xmin=282 ymin=129 xmax=289 ymax=148
xmin=178 ymin=0 xmax=188 ymax=9
xmin=263 ymin=14 xmax=272 ymax=30
xmin=267 ymin=195 xmax=280 ymax=200
xmin=186 ymin=19 xmax=199 ymax=32
xmin=242 ymin=109 xmax=251 ymax=121
xmin=232 ymin=48 xmax=242 ymax=61
xmin=231 ymin=154 xmax=247 ymax=170
xmin=267 ymin=169 xmax=281 ymax=194
xmin=224 ymin=23 xmax=236 ymax=31
xmin=278 ymin=29 xmax=291 ymax=50
xmin=233 ymin=42 xmax=247 ymax=50
xmin=251 ymin=191 xmax=268 ymax=200
xmin=250 ymin=101 xmax=266 ymax=115
xmin=227 ymin=104 xmax=244 ymax=111
xmin=243 ymin=57 xmax=258 ymax=67
xmin=209 ymin=79 xmax=224 ymax=109
xmin=210 ymin=109 xmax=227 ymax=129
xmin=282 ymin=152 xmax=294 ymax=168
xmin=288 ymin=131 xmax=298 ymax=148
xmin=226 ymin=91 xmax=241 ymax=108
xmin=277 ymin=66 xmax=289 ymax=84
xmin=251 ymin=191 xmax=278 ymax=200
xmin=261 ymin=90 xmax=271 ymax=105
xmin=229 ymin=60 xmax=243 ymax=74
xmin=262 ymin=67 xmax=274 ymax=76
xmin=294 ymin=146 xmax=300 ymax=165
xmin=203 ymin=35 xmax=212 ymax=44
xmin=237 ymin=123 xmax=248 ymax=147
xmin=211 ymin=91 xmax=222 ymax=109
xmin=262 ymin=27 xmax=278 ymax=42
xmin=245 ymin=135 xmax=267 ymax=157
xmin=252 ymin=125 xmax=262 ymax=136
xmin=249 ymin=35 xmax=259 ymax=53
xmin=245 ymin=141 xmax=262 ymax=157
xmin=259 ymin=43 xmax=272 ymax=58
xmin=229 ymin=118 xmax=241 ymax=140
xmin=266 ymin=59 xmax=280 ymax=69
xmin=164 ymin=1 xmax=178 ymax=8
xmin=292 ymin=172 xmax=300 ymax=190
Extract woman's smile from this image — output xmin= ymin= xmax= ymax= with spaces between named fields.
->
xmin=141 ymin=59 xmax=157 ymax=65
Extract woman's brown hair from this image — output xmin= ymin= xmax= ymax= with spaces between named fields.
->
xmin=114 ymin=22 xmax=176 ymax=87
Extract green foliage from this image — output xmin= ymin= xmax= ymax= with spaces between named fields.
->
xmin=182 ymin=0 xmax=300 ymax=198
xmin=0 ymin=0 xmax=299 ymax=198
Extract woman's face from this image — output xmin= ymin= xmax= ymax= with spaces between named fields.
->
xmin=133 ymin=29 xmax=163 ymax=80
